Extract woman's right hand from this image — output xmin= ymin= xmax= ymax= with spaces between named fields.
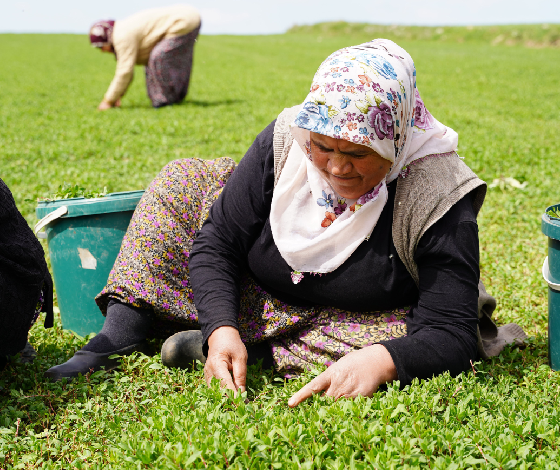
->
xmin=97 ymin=99 xmax=113 ymax=110
xmin=204 ymin=326 xmax=248 ymax=393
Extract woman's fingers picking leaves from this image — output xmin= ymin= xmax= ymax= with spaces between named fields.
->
xmin=204 ymin=355 xmax=237 ymax=391
xmin=288 ymin=370 xmax=331 ymax=407
xmin=205 ymin=326 xmax=248 ymax=393
xmin=232 ymin=353 xmax=247 ymax=393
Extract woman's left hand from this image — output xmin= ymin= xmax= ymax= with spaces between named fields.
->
xmin=288 ymin=344 xmax=398 ymax=407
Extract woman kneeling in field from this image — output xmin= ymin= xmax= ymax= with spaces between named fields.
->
xmin=46 ymin=39 xmax=525 ymax=405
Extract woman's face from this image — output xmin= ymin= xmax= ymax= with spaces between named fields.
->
xmin=309 ymin=132 xmax=392 ymax=199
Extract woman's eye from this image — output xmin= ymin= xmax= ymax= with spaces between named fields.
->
xmin=311 ymin=141 xmax=330 ymax=152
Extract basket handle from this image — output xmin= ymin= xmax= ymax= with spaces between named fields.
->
xmin=543 ymin=257 xmax=560 ymax=292
xmin=34 ymin=206 xmax=68 ymax=239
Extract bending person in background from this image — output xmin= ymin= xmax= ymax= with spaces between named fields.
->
xmin=0 ymin=179 xmax=53 ymax=371
xmin=90 ymin=4 xmax=201 ymax=110
xmin=46 ymin=39 xmax=526 ymax=404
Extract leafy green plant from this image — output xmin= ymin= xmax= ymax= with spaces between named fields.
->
xmin=547 ymin=206 xmax=560 ymax=220
xmin=38 ymin=183 xmax=107 ymax=202
xmin=1 ymin=318 xmax=558 ymax=469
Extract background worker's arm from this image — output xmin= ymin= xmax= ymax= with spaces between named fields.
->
xmin=100 ymin=35 xmax=138 ymax=107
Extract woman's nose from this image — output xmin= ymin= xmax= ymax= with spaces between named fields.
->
xmin=328 ymin=154 xmax=352 ymax=175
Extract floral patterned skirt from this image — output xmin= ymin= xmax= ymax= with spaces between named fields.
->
xmin=145 ymin=24 xmax=200 ymax=108
xmin=96 ymin=158 xmax=408 ymax=373
xmin=271 ymin=307 xmax=408 ymax=377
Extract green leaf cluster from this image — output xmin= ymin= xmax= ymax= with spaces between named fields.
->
xmin=38 ymin=183 xmax=108 ymax=202
xmin=1 ymin=321 xmax=560 ymax=469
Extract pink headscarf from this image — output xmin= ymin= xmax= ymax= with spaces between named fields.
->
xmin=89 ymin=20 xmax=115 ymax=48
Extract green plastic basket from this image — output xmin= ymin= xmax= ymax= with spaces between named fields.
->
xmin=35 ymin=191 xmax=144 ymax=336
xmin=542 ymin=203 xmax=560 ymax=370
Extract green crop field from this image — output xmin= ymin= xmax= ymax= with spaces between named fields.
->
xmin=1 ymin=29 xmax=560 ymax=468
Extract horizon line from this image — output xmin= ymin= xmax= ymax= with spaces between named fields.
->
xmin=1 ymin=21 xmax=559 ymax=35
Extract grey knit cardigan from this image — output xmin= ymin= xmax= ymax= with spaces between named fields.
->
xmin=272 ymin=106 xmax=526 ymax=359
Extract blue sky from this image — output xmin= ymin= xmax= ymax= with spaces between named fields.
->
xmin=2 ymin=0 xmax=559 ymax=35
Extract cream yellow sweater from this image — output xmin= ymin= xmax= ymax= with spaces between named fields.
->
xmin=104 ymin=4 xmax=201 ymax=104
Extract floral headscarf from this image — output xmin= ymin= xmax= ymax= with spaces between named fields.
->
xmin=89 ymin=20 xmax=115 ymax=48
xmin=291 ymin=38 xmax=457 ymax=182
xmin=270 ymin=39 xmax=458 ymax=283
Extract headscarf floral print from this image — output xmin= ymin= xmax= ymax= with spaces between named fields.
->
xmin=291 ymin=38 xmax=454 ymax=183
xmin=270 ymin=39 xmax=458 ymax=283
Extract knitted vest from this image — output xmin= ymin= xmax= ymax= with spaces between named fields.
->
xmin=272 ymin=106 xmax=526 ymax=359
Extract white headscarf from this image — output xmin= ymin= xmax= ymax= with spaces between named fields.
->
xmin=270 ymin=39 xmax=458 ymax=283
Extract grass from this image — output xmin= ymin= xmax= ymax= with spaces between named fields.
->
xmin=1 ymin=28 xmax=560 ymax=467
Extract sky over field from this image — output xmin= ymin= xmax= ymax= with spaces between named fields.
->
xmin=2 ymin=0 xmax=560 ymax=35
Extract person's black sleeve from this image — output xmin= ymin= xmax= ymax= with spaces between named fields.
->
xmin=190 ymin=121 xmax=276 ymax=353
xmin=379 ymin=196 xmax=480 ymax=387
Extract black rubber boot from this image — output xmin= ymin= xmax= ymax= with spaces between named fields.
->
xmin=161 ymin=330 xmax=206 ymax=369
xmin=44 ymin=341 xmax=152 ymax=381
xmin=19 ymin=341 xmax=37 ymax=364
xmin=0 ymin=341 xmax=37 ymax=371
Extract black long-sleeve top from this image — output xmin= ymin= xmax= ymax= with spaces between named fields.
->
xmin=190 ymin=121 xmax=480 ymax=387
